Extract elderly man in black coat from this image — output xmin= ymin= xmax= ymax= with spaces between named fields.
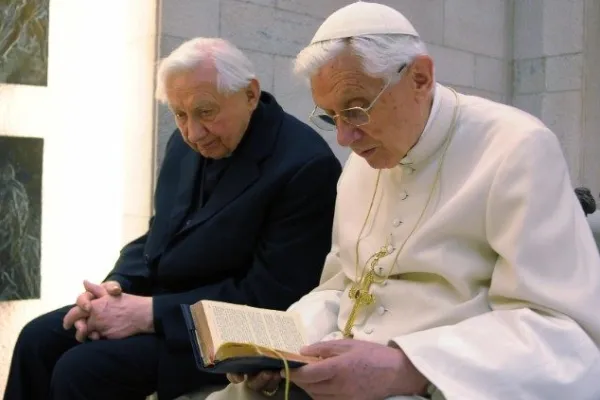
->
xmin=4 ymin=38 xmax=342 ymax=400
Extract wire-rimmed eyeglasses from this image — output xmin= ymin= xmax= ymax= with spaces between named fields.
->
xmin=308 ymin=64 xmax=407 ymax=131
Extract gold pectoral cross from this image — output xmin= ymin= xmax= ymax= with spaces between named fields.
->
xmin=342 ymin=243 xmax=394 ymax=338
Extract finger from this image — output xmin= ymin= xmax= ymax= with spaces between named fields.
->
xmin=299 ymin=339 xmax=354 ymax=358
xmin=102 ymin=281 xmax=122 ymax=296
xmin=74 ymin=319 xmax=89 ymax=342
xmin=74 ymin=319 xmax=88 ymax=338
xmin=76 ymin=291 xmax=94 ymax=312
xmin=83 ymin=280 xmax=107 ymax=298
xmin=226 ymin=373 xmax=245 ymax=384
xmin=245 ymin=371 xmax=279 ymax=391
xmin=63 ymin=306 xmax=88 ymax=330
xmin=89 ymin=331 xmax=101 ymax=341
xmin=286 ymin=359 xmax=336 ymax=384
xmin=261 ymin=374 xmax=281 ymax=393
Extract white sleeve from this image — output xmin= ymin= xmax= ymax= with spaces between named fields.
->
xmin=287 ymin=165 xmax=349 ymax=343
xmin=392 ymin=129 xmax=600 ymax=400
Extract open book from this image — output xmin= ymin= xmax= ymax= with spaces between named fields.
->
xmin=181 ymin=300 xmax=319 ymax=374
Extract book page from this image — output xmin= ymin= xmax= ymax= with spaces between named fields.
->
xmin=202 ymin=300 xmax=308 ymax=354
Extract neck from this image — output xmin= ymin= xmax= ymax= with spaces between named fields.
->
xmin=405 ymin=90 xmax=435 ymax=156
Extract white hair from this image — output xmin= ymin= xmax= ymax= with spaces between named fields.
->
xmin=155 ymin=38 xmax=256 ymax=103
xmin=294 ymin=34 xmax=429 ymax=83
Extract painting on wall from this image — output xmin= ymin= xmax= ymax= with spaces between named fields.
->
xmin=0 ymin=136 xmax=43 ymax=301
xmin=0 ymin=0 xmax=50 ymax=86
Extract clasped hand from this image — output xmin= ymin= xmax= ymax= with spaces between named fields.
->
xmin=62 ymin=280 xmax=153 ymax=342
xmin=228 ymin=339 xmax=429 ymax=400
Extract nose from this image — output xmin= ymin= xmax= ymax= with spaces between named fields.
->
xmin=336 ymin=121 xmax=362 ymax=147
xmin=186 ymin=118 xmax=209 ymax=143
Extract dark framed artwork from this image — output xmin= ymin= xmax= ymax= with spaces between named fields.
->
xmin=0 ymin=136 xmax=43 ymax=301
xmin=0 ymin=0 xmax=50 ymax=86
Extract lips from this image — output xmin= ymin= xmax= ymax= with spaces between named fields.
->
xmin=358 ymin=147 xmax=377 ymax=158
xmin=199 ymin=140 xmax=217 ymax=149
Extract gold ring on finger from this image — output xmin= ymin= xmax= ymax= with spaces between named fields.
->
xmin=261 ymin=387 xmax=278 ymax=397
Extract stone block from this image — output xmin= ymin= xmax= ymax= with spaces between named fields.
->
xmin=273 ymin=56 xmax=351 ymax=163
xmin=451 ymin=85 xmax=505 ymax=104
xmin=276 ymin=0 xmax=444 ymax=45
xmin=545 ymin=54 xmax=583 ymax=92
xmin=221 ymin=0 xmax=321 ymax=57
xmin=513 ymin=58 xmax=546 ymax=94
xmin=273 ymin=55 xmax=312 ymax=121
xmin=244 ymin=50 xmax=275 ymax=93
xmin=275 ymin=0 xmax=352 ymax=19
xmin=512 ymin=93 xmax=543 ymax=119
xmin=158 ymin=34 xmax=186 ymax=59
xmin=428 ymin=44 xmax=475 ymax=88
xmin=581 ymin=0 xmax=600 ymax=193
xmin=160 ymin=0 xmax=219 ymax=39
xmin=513 ymin=0 xmax=544 ymax=59
xmin=247 ymin=0 xmax=276 ymax=5
xmin=542 ymin=0 xmax=584 ymax=56
xmin=541 ymin=91 xmax=583 ymax=179
xmin=474 ymin=56 xmax=507 ymax=94
xmin=444 ymin=0 xmax=508 ymax=58
xmin=155 ymin=102 xmax=177 ymax=173
xmin=358 ymin=0 xmax=445 ymax=45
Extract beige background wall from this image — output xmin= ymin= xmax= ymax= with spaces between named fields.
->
xmin=0 ymin=1 xmax=157 ymax=395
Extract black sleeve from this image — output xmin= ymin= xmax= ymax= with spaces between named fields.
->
xmin=152 ymin=154 xmax=342 ymax=348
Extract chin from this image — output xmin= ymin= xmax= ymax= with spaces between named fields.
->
xmin=364 ymin=154 xmax=397 ymax=170
xmin=197 ymin=146 xmax=229 ymax=159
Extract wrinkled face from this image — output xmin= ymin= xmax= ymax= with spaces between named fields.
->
xmin=165 ymin=65 xmax=260 ymax=158
xmin=310 ymin=49 xmax=434 ymax=169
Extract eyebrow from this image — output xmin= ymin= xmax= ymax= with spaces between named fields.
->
xmin=192 ymin=100 xmax=217 ymax=109
xmin=318 ymin=95 xmax=370 ymax=114
xmin=341 ymin=96 xmax=370 ymax=109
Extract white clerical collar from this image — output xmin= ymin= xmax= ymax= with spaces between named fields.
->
xmin=399 ymin=83 xmax=457 ymax=166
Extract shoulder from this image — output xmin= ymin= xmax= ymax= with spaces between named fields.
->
xmin=455 ymin=93 xmax=561 ymax=161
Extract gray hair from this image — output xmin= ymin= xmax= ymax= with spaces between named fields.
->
xmin=155 ymin=38 xmax=256 ymax=103
xmin=294 ymin=34 xmax=429 ymax=83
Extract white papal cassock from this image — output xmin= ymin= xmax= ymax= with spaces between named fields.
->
xmin=289 ymin=83 xmax=600 ymax=400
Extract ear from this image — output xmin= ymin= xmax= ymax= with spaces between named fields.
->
xmin=246 ymin=78 xmax=261 ymax=110
xmin=409 ymin=55 xmax=434 ymax=99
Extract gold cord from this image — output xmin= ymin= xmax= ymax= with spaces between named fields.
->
xmin=377 ymin=90 xmax=460 ymax=282
xmin=344 ymin=89 xmax=460 ymax=337
xmin=250 ymin=344 xmax=291 ymax=400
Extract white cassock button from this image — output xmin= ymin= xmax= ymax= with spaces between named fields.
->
xmin=364 ymin=327 xmax=374 ymax=334
xmin=381 ymin=281 xmax=388 ymax=286
xmin=377 ymin=306 xmax=386 ymax=315
xmin=400 ymin=190 xmax=409 ymax=200
xmin=392 ymin=218 xmax=402 ymax=227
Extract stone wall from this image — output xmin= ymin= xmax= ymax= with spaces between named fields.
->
xmin=155 ymin=0 xmax=514 ymax=168
xmin=513 ymin=0 xmax=600 ymax=191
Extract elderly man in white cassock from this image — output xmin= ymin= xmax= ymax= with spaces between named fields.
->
xmin=184 ymin=2 xmax=600 ymax=400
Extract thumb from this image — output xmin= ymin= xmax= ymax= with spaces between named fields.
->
xmin=102 ymin=281 xmax=122 ymax=296
xmin=83 ymin=280 xmax=107 ymax=298
xmin=299 ymin=339 xmax=352 ymax=359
